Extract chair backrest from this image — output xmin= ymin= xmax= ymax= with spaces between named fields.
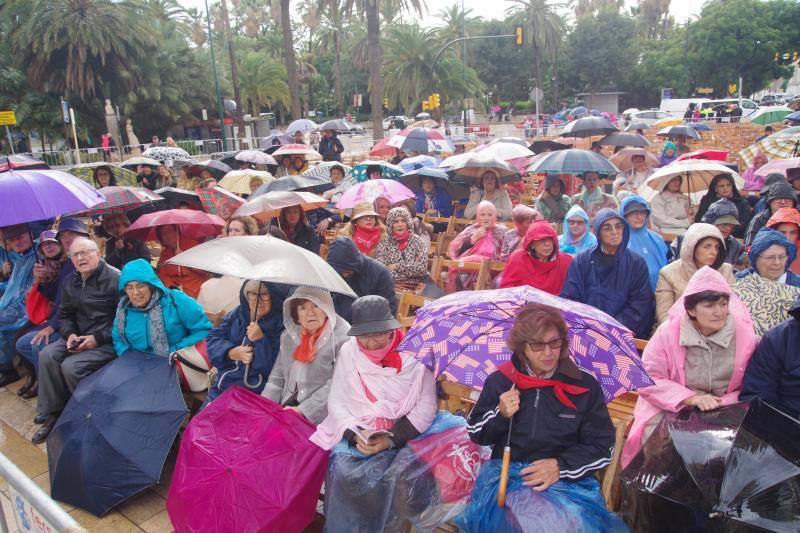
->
xmin=431 ymin=258 xmax=490 ymax=291
xmin=396 ymin=291 xmax=430 ymax=329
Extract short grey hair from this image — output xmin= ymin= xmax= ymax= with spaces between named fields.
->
xmin=69 ymin=237 xmax=99 ymax=255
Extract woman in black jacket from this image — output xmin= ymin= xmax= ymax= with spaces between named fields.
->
xmin=278 ymin=205 xmax=320 ymax=254
xmin=694 ymin=174 xmax=753 ymax=239
xmin=457 ymin=303 xmax=625 ymax=532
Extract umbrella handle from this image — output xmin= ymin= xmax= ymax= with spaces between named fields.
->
xmin=242 ymin=363 xmax=263 ymax=389
xmin=497 ymin=446 xmax=511 ymax=507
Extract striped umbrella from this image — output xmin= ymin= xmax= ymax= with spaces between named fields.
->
xmin=302 ymin=161 xmax=352 ymax=182
xmin=79 ymin=186 xmax=164 ymax=216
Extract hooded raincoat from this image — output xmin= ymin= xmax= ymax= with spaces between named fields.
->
xmin=262 ymin=287 xmax=350 ymax=424
xmin=694 ymin=174 xmax=753 ymax=239
xmin=766 ymin=207 xmax=800 ymax=275
xmin=621 ymin=267 xmax=757 ymax=468
xmin=373 ymin=208 xmax=429 ymax=284
xmin=558 ymin=205 xmax=597 ymax=255
xmin=736 ymin=227 xmax=800 ymax=287
xmin=206 ymin=280 xmax=289 ymax=398
xmin=327 ymin=237 xmax=396 ymax=322
xmin=658 ymin=141 xmax=678 ymax=166
xmin=648 ymin=177 xmax=692 ymax=236
xmin=0 ymin=241 xmax=35 ymax=365
xmin=560 ymin=209 xmax=655 ymax=338
xmin=744 ymin=181 xmax=798 ymax=247
xmin=500 ymin=221 xmax=573 ymax=294
xmin=655 ymin=223 xmax=735 ymax=324
xmin=112 ymin=259 xmax=211 ymax=356
xmin=621 ymin=195 xmax=670 ymax=291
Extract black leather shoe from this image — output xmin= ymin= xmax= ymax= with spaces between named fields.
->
xmin=17 ymin=374 xmax=35 ymax=396
xmin=21 ymin=383 xmax=37 ymax=399
xmin=0 ymin=370 xmax=20 ymax=389
xmin=31 ymin=416 xmax=57 ymax=444
xmin=33 ymin=413 xmax=48 ymax=424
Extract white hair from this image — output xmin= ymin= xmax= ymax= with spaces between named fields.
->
xmin=69 ymin=237 xmax=98 ymax=254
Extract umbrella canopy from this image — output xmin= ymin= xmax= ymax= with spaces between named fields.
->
xmin=286 ymin=119 xmax=318 ymax=134
xmin=350 ymin=160 xmax=405 ymax=182
xmin=554 ymin=136 xmax=591 ymax=149
xmin=675 ymin=149 xmax=729 ymax=162
xmin=527 ymin=148 xmax=621 ymax=176
xmin=0 ymin=169 xmax=106 ymax=226
xmin=167 ymin=235 xmax=357 ymax=297
xmin=653 ymin=117 xmax=684 ymax=128
xmin=691 ymin=122 xmax=712 ymax=131
xmin=78 ymin=186 xmax=164 ymax=216
xmin=657 ymin=125 xmax=701 ymax=140
xmin=67 ymin=162 xmax=136 ymax=186
xmin=318 ymin=119 xmax=351 ymax=131
xmin=153 ymin=187 xmax=202 ymax=210
xmin=644 ymin=160 xmax=742 ymax=197
xmin=448 ymin=134 xmax=473 ymax=145
xmin=753 ymin=156 xmax=800 ymax=178
xmin=438 ymin=152 xmax=472 ymax=170
xmin=560 ymin=116 xmax=618 ymax=138
xmin=785 ymin=111 xmax=800 ymax=124
xmin=251 ymin=174 xmax=334 ymax=195
xmin=398 ymin=286 xmax=652 ymax=402
xmin=397 ymin=168 xmax=469 ymax=200
xmin=488 ymin=137 xmax=527 ymax=146
xmin=302 ymin=161 xmax=352 ymax=182
xmin=186 ymin=160 xmax=233 ymax=180
xmin=166 ymin=387 xmax=329 ymax=533
xmin=120 ymin=156 xmax=161 ymax=170
xmin=234 ymin=150 xmax=277 ymax=166
xmin=48 ymin=351 xmax=187 ymax=516
xmin=123 ymin=208 xmax=225 ymax=242
xmin=142 ymin=146 xmax=192 ymax=161
xmin=272 ymin=144 xmax=322 ymax=161
xmin=369 ymin=138 xmax=399 ymax=157
xmin=528 ymin=140 xmax=570 ymax=154
xmin=0 ymin=154 xmax=49 ymax=172
xmin=408 ymin=119 xmax=439 ymax=129
xmin=218 ymin=170 xmax=275 ymax=195
xmin=235 ymin=191 xmax=328 ymax=220
xmin=387 ymin=127 xmax=455 ymax=153
xmin=748 ymin=105 xmax=793 ymax=125
xmin=399 ymin=154 xmax=439 ymax=172
xmin=624 ymin=121 xmax=650 ymax=132
xmin=259 ymin=134 xmax=293 ymax=150
xmin=197 ymin=186 xmax=245 ymax=217
xmin=475 ymin=142 xmax=534 ymax=160
xmin=757 ymin=135 xmax=800 ymax=161
xmin=609 ymin=148 xmax=661 ymax=172
xmin=621 ymin=399 xmax=800 ymax=532
xmin=335 ymin=178 xmax=416 ymax=209
xmin=597 ymin=132 xmax=651 ymax=148
xmin=448 ymin=153 xmax=520 ymax=185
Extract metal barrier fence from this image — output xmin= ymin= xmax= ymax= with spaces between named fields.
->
xmin=0 ymin=452 xmax=86 ymax=533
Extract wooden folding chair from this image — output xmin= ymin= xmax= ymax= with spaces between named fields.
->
xmin=430 ymin=258 xmax=489 ymax=292
xmin=396 ymin=292 xmax=430 ymax=330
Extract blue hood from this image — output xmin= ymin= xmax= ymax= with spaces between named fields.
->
xmin=621 ymin=195 xmax=668 ymax=291
xmin=118 ymin=258 xmax=167 ymax=294
xmin=749 ymin=228 xmax=797 ymax=275
xmin=327 ymin=237 xmax=365 ymax=273
xmin=559 ymin=204 xmax=597 ymax=254
xmin=620 ymin=195 xmax=650 ymax=219
xmin=593 ymin=208 xmax=630 ymax=252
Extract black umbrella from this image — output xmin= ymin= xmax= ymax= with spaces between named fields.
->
xmin=597 ymin=132 xmax=651 ymax=148
xmin=560 ymin=116 xmax=619 ymax=138
xmin=526 ymin=149 xmax=620 ymax=176
xmin=186 ymin=160 xmax=232 ymax=180
xmin=621 ymin=399 xmax=800 ymax=532
xmin=657 ymin=125 xmax=701 ymax=140
xmin=259 ymin=134 xmax=293 ymax=150
xmin=528 ymin=140 xmax=570 ymax=154
xmin=251 ymin=174 xmax=333 ymax=196
xmin=397 ymin=167 xmax=470 ymax=200
xmin=48 ymin=351 xmax=187 ymax=516
xmin=319 ymin=119 xmax=351 ymax=132
xmin=154 ymin=187 xmax=203 ymax=210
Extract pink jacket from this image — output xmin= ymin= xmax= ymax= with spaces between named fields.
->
xmin=621 ymin=267 xmax=758 ymax=467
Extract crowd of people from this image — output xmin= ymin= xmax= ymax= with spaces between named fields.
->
xmin=2 ymin=122 xmax=800 ymax=531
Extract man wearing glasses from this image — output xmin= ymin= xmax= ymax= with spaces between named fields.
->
xmin=32 ymin=237 xmax=120 ymax=444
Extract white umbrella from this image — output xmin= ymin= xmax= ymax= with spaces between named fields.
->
xmin=643 ymin=160 xmax=743 ymax=199
xmin=167 ymin=236 xmax=357 ymax=297
xmin=234 ymin=150 xmax=277 ymax=166
xmin=286 ymin=119 xmax=319 ymax=134
xmin=477 ymin=142 xmax=534 ymax=161
xmin=303 ymin=161 xmax=352 ymax=181
xmin=234 ymin=191 xmax=328 ymax=220
xmin=438 ymin=152 xmax=472 ymax=170
xmin=120 ymin=156 xmax=160 ymax=170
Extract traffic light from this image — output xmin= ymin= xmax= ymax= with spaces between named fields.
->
xmin=515 ymin=26 xmax=524 ymax=46
xmin=728 ymin=83 xmax=738 ymax=95
xmin=431 ymin=93 xmax=441 ymax=109
xmin=383 ymin=98 xmax=389 ymax=108
xmin=794 ymin=51 xmax=799 ymax=62
xmin=422 ymin=100 xmax=430 ymax=111
xmin=775 ymin=52 xmax=780 ymax=62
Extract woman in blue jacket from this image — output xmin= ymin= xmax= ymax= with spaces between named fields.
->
xmin=415 ymin=176 xmax=453 ymax=218
xmin=112 ymin=259 xmax=212 ymax=357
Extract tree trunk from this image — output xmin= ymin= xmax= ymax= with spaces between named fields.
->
xmin=533 ymin=42 xmax=542 ymax=114
xmin=220 ymin=0 xmax=245 ymax=138
xmin=281 ymin=0 xmax=302 ymax=120
xmin=365 ymin=0 xmax=383 ymax=138
xmin=552 ymin=47 xmax=559 ymax=111
xmin=333 ymin=10 xmax=345 ymax=115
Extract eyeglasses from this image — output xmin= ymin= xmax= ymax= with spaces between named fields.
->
xmin=527 ymin=338 xmax=564 ymax=352
xmin=602 ymin=223 xmax=625 ymax=234
xmin=245 ymin=292 xmax=271 ymax=301
xmin=359 ymin=331 xmax=392 ymax=341
xmin=70 ymin=250 xmax=96 ymax=259
xmin=568 ymin=220 xmax=586 ymax=226
xmin=758 ymin=254 xmax=788 ymax=264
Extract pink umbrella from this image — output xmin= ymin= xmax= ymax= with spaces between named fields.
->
xmin=123 ymin=209 xmax=225 ymax=242
xmin=335 ymin=178 xmax=415 ymax=209
xmin=755 ymin=157 xmax=800 ymax=178
xmin=676 ymin=149 xmax=729 ymax=162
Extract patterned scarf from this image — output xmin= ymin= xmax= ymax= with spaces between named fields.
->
xmin=115 ymin=288 xmax=171 ymax=356
xmin=392 ymin=230 xmax=411 ymax=251
xmin=353 ymin=225 xmax=382 ymax=254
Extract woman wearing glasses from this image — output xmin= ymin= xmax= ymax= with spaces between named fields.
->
xmin=457 ymin=303 xmax=622 ymax=532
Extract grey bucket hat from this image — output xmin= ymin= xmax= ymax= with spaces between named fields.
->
xmin=347 ymin=295 xmax=400 ymax=336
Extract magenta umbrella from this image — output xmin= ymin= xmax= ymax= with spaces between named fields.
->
xmin=123 ymin=209 xmax=224 ymax=242
xmin=0 ymin=169 xmax=105 ymax=226
xmin=335 ymin=178 xmax=416 ymax=209
xmin=755 ymin=157 xmax=800 ymax=178
xmin=166 ymin=387 xmax=329 ymax=533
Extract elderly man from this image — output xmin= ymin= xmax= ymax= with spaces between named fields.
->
xmin=560 ymin=208 xmax=655 ymax=338
xmin=32 ymin=237 xmax=120 ymax=444
xmin=0 ymin=225 xmax=37 ymax=388
xmin=102 ymin=213 xmax=151 ymax=269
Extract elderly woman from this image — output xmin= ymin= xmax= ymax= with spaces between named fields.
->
xmin=205 ymin=280 xmax=288 ymax=401
xmin=336 ymin=202 xmax=387 ymax=257
xmin=535 ymin=175 xmax=570 ymax=225
xmin=464 ymin=170 xmax=513 ymax=221
xmin=621 ymin=195 xmax=670 ymax=292
xmin=374 ymin=207 xmax=428 ymax=290
xmin=694 ymin=174 xmax=753 ymax=239
xmin=92 ymin=165 xmax=117 ymax=188
xmin=321 ymin=164 xmax=348 ymax=204
xmin=224 ymin=215 xmax=259 ymax=236
xmin=767 ymin=207 xmax=800 ymax=275
xmin=310 ymin=295 xmax=437 ymax=532
xmin=112 ymin=259 xmax=211 ymax=357
xmin=102 ymin=213 xmax=151 ymax=269
xmin=457 ymin=303 xmax=622 ymax=532
xmin=415 ymin=175 xmax=453 ymax=219
xmin=447 ymin=201 xmax=507 ymax=291
xmin=154 ymin=224 xmax=209 ymax=299
xmin=621 ymin=267 xmax=758 ymax=468
xmin=744 ymin=180 xmax=798 ymax=246
xmin=569 ymin=171 xmax=618 ymax=224
xmin=655 ymin=223 xmax=735 ymax=324
xmin=278 ymin=206 xmax=320 ymax=254
xmin=558 ymin=205 xmax=597 ymax=255
xmin=261 ymin=287 xmax=350 ymax=424
xmin=500 ymin=204 xmax=541 ymax=261
xmin=649 ymin=176 xmax=692 ymax=236
xmin=500 ymin=221 xmax=573 ymax=294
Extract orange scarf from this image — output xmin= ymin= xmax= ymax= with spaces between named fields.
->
xmin=292 ymin=318 xmax=329 ymax=363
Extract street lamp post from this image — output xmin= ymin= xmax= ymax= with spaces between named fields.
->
xmin=205 ymin=0 xmax=228 ymax=151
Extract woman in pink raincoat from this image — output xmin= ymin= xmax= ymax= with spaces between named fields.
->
xmin=446 ymin=201 xmax=506 ymax=292
xmin=621 ymin=266 xmax=758 ymax=468
xmin=741 ymin=150 xmax=768 ymax=192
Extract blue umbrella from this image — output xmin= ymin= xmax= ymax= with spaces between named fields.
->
xmin=786 ymin=111 xmax=800 ymax=124
xmin=397 ymin=167 xmax=470 ymax=200
xmin=691 ymin=123 xmax=712 ymax=131
xmin=399 ymin=154 xmax=439 ymax=171
xmin=47 ymin=351 xmax=187 ymax=516
xmin=350 ymin=160 xmax=405 ymax=182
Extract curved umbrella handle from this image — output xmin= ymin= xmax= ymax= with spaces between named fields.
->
xmin=242 ymin=363 xmax=263 ymax=390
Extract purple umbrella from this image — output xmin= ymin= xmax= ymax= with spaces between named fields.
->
xmin=0 ymin=169 xmax=106 ymax=226
xmin=398 ymin=286 xmax=653 ymax=403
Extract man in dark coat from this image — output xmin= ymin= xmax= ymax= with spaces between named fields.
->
xmin=319 ymin=129 xmax=344 ymax=162
xmin=326 ymin=237 xmax=396 ymax=322
xmin=560 ymin=208 xmax=655 ymax=338
xmin=741 ymin=296 xmax=800 ymax=418
xmin=744 ymin=180 xmax=798 ymax=246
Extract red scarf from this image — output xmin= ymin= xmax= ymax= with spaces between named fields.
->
xmin=393 ymin=230 xmax=411 ymax=251
xmin=357 ymin=329 xmax=404 ymax=373
xmin=292 ymin=318 xmax=329 ymax=363
xmin=353 ymin=225 xmax=382 ymax=254
xmin=498 ymin=361 xmax=588 ymax=410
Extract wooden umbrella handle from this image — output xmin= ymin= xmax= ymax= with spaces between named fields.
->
xmin=497 ymin=446 xmax=511 ymax=508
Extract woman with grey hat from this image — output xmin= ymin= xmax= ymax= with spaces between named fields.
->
xmin=310 ymin=295 xmax=437 ymax=531
xmin=744 ymin=180 xmax=798 ymax=247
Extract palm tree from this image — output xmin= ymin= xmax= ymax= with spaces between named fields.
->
xmin=238 ymin=51 xmax=290 ymax=114
xmin=316 ymin=0 xmax=351 ymax=115
xmin=277 ymin=0 xmax=302 ymax=120
xmin=435 ymin=3 xmax=479 ymax=58
xmin=3 ymin=0 xmax=154 ymax=99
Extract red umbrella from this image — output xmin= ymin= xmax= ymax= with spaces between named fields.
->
xmin=369 ymin=137 xmax=398 ymax=157
xmin=78 ymin=186 xmax=164 ymax=216
xmin=676 ymin=149 xmax=728 ymax=162
xmin=166 ymin=387 xmax=329 ymax=533
xmin=123 ymin=209 xmax=224 ymax=242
